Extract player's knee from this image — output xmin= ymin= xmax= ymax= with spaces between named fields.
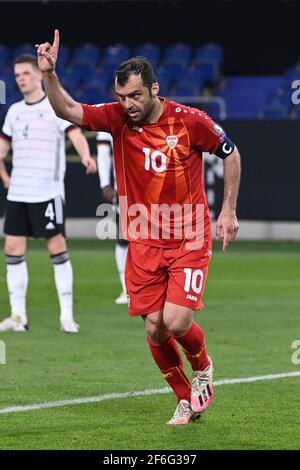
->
xmin=4 ymin=240 xmax=26 ymax=256
xmin=145 ymin=324 xmax=161 ymax=342
xmin=47 ymin=234 xmax=67 ymax=255
xmin=144 ymin=320 xmax=167 ymax=343
xmin=167 ymin=317 xmax=193 ymax=337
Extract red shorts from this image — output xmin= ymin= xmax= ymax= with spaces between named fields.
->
xmin=125 ymin=240 xmax=212 ymax=316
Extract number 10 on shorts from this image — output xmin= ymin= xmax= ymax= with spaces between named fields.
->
xmin=183 ymin=268 xmax=204 ymax=294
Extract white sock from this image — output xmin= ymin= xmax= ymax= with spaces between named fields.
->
xmin=51 ymin=252 xmax=73 ymax=323
xmin=6 ymin=256 xmax=28 ymax=324
xmin=115 ymin=244 xmax=128 ymax=293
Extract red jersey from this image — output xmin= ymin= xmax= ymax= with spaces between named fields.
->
xmin=82 ymin=98 xmax=224 ymax=248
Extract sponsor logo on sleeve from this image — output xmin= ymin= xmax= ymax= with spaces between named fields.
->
xmin=213 ymin=123 xmax=224 ymax=134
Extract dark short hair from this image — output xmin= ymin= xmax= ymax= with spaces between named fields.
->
xmin=14 ymin=54 xmax=39 ymax=70
xmin=115 ymin=56 xmax=156 ymax=91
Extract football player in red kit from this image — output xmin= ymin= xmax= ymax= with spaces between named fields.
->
xmin=36 ymin=30 xmax=241 ymax=425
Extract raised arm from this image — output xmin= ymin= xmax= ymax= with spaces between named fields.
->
xmin=36 ymin=30 xmax=83 ymax=125
xmin=216 ymin=146 xmax=241 ymax=252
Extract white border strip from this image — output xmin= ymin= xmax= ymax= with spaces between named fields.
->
xmin=0 ymin=370 xmax=299 ymax=415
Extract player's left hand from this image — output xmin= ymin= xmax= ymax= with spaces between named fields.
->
xmin=81 ymin=156 xmax=97 ymax=174
xmin=1 ymin=174 xmax=10 ymax=189
xmin=216 ymin=209 xmax=239 ymax=252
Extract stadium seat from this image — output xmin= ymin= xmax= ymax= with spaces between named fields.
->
xmin=102 ymin=44 xmax=130 ymax=65
xmin=281 ymin=66 xmax=300 ymax=92
xmin=60 ymin=68 xmax=82 ymax=90
xmin=0 ymin=67 xmax=19 ymax=104
xmin=266 ymin=87 xmax=292 ymax=107
xmin=204 ymin=102 xmax=224 ymax=120
xmin=169 ymin=81 xmax=201 ymax=97
xmin=56 ymin=45 xmax=71 ymax=72
xmin=194 ymin=43 xmax=223 ymax=65
xmin=12 ymin=43 xmax=36 ymax=59
xmin=98 ymin=64 xmax=118 ymax=85
xmin=216 ymin=76 xmax=284 ymax=119
xmin=72 ymin=43 xmax=100 ymax=67
xmin=290 ymin=104 xmax=300 ymax=119
xmin=133 ymin=43 xmax=161 ymax=67
xmin=261 ymin=105 xmax=290 ymax=119
xmin=155 ymin=66 xmax=175 ymax=95
xmin=161 ymin=63 xmax=186 ymax=83
xmin=60 ymin=75 xmax=79 ymax=94
xmin=194 ymin=61 xmax=220 ymax=85
xmin=84 ymin=73 xmax=113 ymax=92
xmin=74 ymin=88 xmax=108 ymax=105
xmin=71 ymin=63 xmax=94 ymax=83
xmin=163 ymin=43 xmax=192 ymax=66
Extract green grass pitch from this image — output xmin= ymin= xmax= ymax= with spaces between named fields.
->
xmin=0 ymin=240 xmax=299 ymax=450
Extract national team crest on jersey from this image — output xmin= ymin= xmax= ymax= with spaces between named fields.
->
xmin=166 ymin=135 xmax=178 ymax=149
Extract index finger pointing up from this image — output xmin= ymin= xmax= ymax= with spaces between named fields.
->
xmin=53 ymin=29 xmax=60 ymax=49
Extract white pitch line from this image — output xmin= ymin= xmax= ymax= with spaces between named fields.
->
xmin=0 ymin=370 xmax=300 ymax=415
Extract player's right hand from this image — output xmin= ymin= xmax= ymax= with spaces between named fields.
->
xmin=35 ymin=29 xmax=60 ymax=73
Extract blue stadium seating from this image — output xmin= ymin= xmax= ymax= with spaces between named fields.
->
xmin=261 ymin=105 xmax=290 ymax=119
xmin=169 ymin=81 xmax=201 ymax=98
xmin=155 ymin=66 xmax=174 ymax=95
xmin=71 ymin=63 xmax=95 ymax=83
xmin=56 ymin=45 xmax=70 ymax=72
xmin=194 ymin=61 xmax=220 ymax=85
xmin=290 ymin=104 xmax=300 ymax=119
xmin=217 ymin=76 xmax=283 ymax=119
xmin=60 ymin=67 xmax=83 ymax=90
xmin=194 ymin=43 xmax=223 ymax=65
xmin=160 ymin=63 xmax=186 ymax=83
xmin=98 ymin=64 xmax=118 ymax=84
xmin=1 ymin=41 xmax=300 ymax=120
xmin=72 ymin=43 xmax=100 ymax=66
xmin=102 ymin=44 xmax=130 ymax=65
xmin=133 ymin=43 xmax=160 ymax=67
xmin=74 ymin=87 xmax=109 ymax=105
xmin=163 ymin=43 xmax=192 ymax=66
xmin=12 ymin=43 xmax=36 ymax=59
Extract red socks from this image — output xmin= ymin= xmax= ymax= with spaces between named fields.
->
xmin=174 ymin=322 xmax=210 ymax=371
xmin=147 ymin=336 xmax=191 ymax=402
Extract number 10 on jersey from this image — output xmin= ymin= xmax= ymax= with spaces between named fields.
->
xmin=143 ymin=147 xmax=167 ymax=173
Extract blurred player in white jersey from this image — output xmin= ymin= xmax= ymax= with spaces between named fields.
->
xmin=0 ymin=54 xmax=97 ymax=333
xmin=97 ymin=132 xmax=128 ymax=304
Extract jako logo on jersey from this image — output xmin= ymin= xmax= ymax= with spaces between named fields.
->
xmin=132 ymin=126 xmax=143 ymax=133
xmin=166 ymin=135 xmax=178 ymax=149
xmin=186 ymin=294 xmax=198 ymax=302
xmin=45 ymin=222 xmax=55 ymax=230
